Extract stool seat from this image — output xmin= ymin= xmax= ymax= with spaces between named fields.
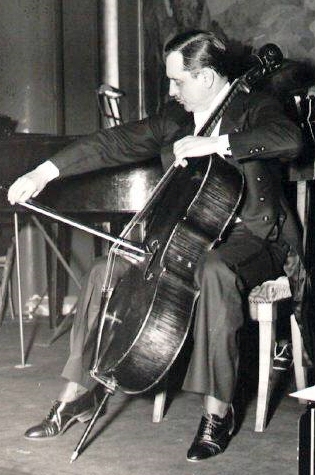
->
xmin=249 ymin=276 xmax=291 ymax=306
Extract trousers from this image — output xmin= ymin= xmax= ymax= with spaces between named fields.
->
xmin=61 ymin=222 xmax=289 ymax=403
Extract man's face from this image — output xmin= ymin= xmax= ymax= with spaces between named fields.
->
xmin=166 ymin=51 xmax=213 ymax=113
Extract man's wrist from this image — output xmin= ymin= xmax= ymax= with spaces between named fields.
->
xmin=35 ymin=160 xmax=60 ymax=181
xmin=216 ymin=134 xmax=232 ymax=158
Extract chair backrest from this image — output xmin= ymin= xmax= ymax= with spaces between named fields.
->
xmin=96 ymin=84 xmax=125 ymax=128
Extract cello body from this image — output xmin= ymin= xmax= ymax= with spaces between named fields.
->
xmin=92 ymin=154 xmax=244 ymax=393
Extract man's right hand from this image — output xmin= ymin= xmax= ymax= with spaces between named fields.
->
xmin=8 ymin=161 xmax=60 ymax=205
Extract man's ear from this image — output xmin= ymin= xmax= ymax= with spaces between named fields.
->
xmin=202 ymin=68 xmax=214 ymax=89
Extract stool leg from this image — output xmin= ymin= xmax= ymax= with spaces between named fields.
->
xmin=290 ymin=314 xmax=307 ymax=403
xmin=255 ymin=302 xmax=277 ymax=432
xmin=153 ymin=391 xmax=167 ymax=423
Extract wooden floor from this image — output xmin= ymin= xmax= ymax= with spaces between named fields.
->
xmin=0 ymin=316 xmax=306 ymax=475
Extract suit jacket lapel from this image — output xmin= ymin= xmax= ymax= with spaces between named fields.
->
xmin=220 ymin=92 xmax=246 ymax=135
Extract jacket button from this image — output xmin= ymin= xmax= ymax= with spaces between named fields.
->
xmin=262 ymin=215 xmax=270 ymax=221
xmin=259 ymin=196 xmax=265 ymax=202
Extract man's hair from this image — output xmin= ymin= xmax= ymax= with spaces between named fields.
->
xmin=164 ymin=30 xmax=230 ymax=78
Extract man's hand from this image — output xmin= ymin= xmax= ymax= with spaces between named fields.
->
xmin=8 ymin=173 xmax=41 ymax=204
xmin=173 ymin=135 xmax=231 ymax=167
xmin=8 ymin=161 xmax=59 ymax=204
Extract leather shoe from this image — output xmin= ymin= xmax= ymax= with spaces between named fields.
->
xmin=187 ymin=407 xmax=234 ymax=462
xmin=24 ymin=391 xmax=96 ymax=440
xmin=273 ymin=342 xmax=293 ymax=371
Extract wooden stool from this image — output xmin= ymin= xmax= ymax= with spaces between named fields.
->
xmin=153 ymin=276 xmax=306 ymax=432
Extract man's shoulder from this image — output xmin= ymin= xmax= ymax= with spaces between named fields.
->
xmin=230 ymin=88 xmax=282 ymax=113
xmin=237 ymin=88 xmax=276 ymax=104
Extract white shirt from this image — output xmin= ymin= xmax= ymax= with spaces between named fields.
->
xmin=193 ymin=82 xmax=232 ymax=158
xmin=193 ymin=82 xmax=231 ymax=135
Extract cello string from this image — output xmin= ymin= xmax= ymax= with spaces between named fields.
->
xmin=91 ymin=253 xmax=121 ymax=373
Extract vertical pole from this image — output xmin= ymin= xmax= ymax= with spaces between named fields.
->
xmin=100 ymin=0 xmax=119 ymax=127
xmin=103 ymin=0 xmax=119 ymax=87
xmin=137 ymin=0 xmax=145 ymax=119
xmin=14 ymin=213 xmax=31 ymax=369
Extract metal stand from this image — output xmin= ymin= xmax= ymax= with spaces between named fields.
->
xmin=30 ymin=215 xmax=81 ymax=342
xmin=10 ymin=210 xmax=83 ymax=364
xmin=31 ymin=215 xmax=81 ymax=290
xmin=13 ymin=212 xmax=32 ymax=369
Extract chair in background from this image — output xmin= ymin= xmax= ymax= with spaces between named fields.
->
xmin=96 ymin=83 xmax=125 ymax=127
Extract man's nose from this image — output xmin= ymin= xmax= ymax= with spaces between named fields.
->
xmin=169 ymin=80 xmax=177 ymax=97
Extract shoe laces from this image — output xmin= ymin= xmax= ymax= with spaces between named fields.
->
xmin=201 ymin=414 xmax=225 ymax=441
xmin=45 ymin=401 xmax=64 ymax=430
xmin=274 ymin=342 xmax=292 ymax=361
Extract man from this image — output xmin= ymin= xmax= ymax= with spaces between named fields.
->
xmin=8 ymin=30 xmax=305 ymax=461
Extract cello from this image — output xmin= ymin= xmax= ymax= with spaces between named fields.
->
xmin=89 ymin=43 xmax=284 ymax=395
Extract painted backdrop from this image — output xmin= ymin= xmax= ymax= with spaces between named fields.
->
xmin=143 ymin=0 xmax=315 ymax=114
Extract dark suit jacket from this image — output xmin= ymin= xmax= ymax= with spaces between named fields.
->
xmin=50 ymin=89 xmax=313 ymax=359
